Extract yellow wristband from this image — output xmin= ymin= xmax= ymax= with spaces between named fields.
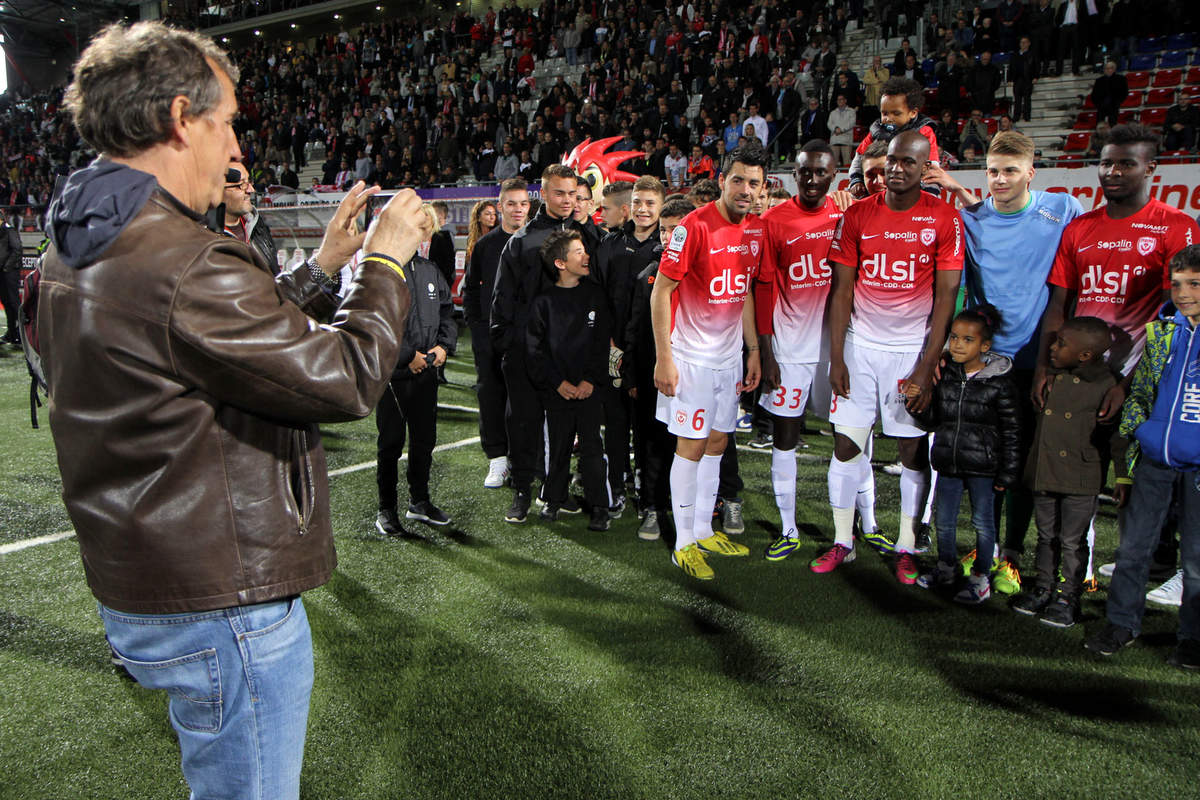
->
xmin=362 ymin=252 xmax=407 ymax=282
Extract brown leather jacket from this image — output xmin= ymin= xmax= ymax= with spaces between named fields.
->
xmin=40 ymin=189 xmax=410 ymax=613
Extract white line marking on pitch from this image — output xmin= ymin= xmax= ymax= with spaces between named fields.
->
xmin=0 ymin=434 xmax=482 ymax=556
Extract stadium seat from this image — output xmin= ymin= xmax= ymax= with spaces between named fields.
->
xmin=1188 ymin=67 xmax=1200 ymax=84
xmin=1125 ymin=71 xmax=1150 ymax=90
xmin=985 ymin=117 xmax=998 ymax=136
xmin=1073 ymin=111 xmax=1098 ymax=129
xmin=852 ymin=125 xmax=867 ymax=142
xmin=1120 ymin=91 xmax=1142 ymax=108
xmin=1129 ymin=54 xmax=1158 ymax=71
xmin=1146 ymin=88 xmax=1175 ymax=106
xmin=1081 ymin=94 xmax=1096 ymax=109
xmin=1166 ymin=33 xmax=1195 ymax=50
xmin=1063 ymin=132 xmax=1089 ymax=152
xmin=1153 ymin=68 xmax=1183 ymax=87
xmin=1118 ymin=110 xmax=1138 ymax=124
xmin=1159 ymin=50 xmax=1189 ymax=69
xmin=992 ymin=51 xmax=1012 ymax=66
xmin=1184 ymin=85 xmax=1200 ymax=101
xmin=1194 ymin=50 xmax=1200 ymax=66
xmin=1138 ymin=36 xmax=1165 ymax=53
xmin=1058 ymin=154 xmax=1085 ymax=168
xmin=1140 ymin=107 xmax=1167 ymax=126
xmin=921 ymin=58 xmax=935 ymax=74
xmin=956 ymin=118 xmax=965 ymax=133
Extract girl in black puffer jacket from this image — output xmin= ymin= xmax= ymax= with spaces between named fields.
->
xmin=910 ymin=306 xmax=1021 ymax=604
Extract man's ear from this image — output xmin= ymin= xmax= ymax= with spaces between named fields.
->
xmin=170 ymin=95 xmax=193 ymax=145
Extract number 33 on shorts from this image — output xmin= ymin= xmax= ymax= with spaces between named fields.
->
xmin=771 ymin=386 xmax=804 ymax=410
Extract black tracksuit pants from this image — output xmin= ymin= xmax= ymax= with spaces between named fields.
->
xmin=471 ymin=322 xmax=508 ymax=459
xmin=502 ymin=353 xmax=546 ymax=494
xmin=543 ymin=393 xmax=609 ymax=510
xmin=602 ymin=385 xmax=632 ymax=500
xmin=376 ymin=371 xmax=438 ymax=510
xmin=631 ymin=379 xmax=676 ymax=512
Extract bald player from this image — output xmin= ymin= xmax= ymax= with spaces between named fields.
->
xmin=817 ymin=130 xmax=964 ymax=585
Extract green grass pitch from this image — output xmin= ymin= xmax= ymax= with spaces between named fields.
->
xmin=0 ymin=328 xmax=1196 ymax=799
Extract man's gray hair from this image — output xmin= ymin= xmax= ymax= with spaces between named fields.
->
xmin=64 ymin=21 xmax=239 ymax=157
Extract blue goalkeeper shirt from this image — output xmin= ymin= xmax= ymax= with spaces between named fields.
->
xmin=962 ymin=190 xmax=1083 ymax=368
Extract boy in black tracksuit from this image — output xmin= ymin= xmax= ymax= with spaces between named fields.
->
xmin=465 ymin=222 xmax=515 ymax=477
xmin=375 ymin=252 xmax=458 ymax=536
xmin=491 ymin=166 xmax=601 ymax=523
xmin=621 ymin=199 xmax=694 ymax=541
xmin=527 ymin=229 xmax=612 ymax=531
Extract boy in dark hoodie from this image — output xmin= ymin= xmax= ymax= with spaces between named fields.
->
xmin=527 ymin=229 xmax=612 ymax=532
xmin=1088 ymin=246 xmax=1200 ymax=667
xmin=1015 ymin=316 xmax=1125 ymax=628
xmin=846 ymin=77 xmax=940 ymax=198
xmin=622 ymin=197 xmax=695 ymax=541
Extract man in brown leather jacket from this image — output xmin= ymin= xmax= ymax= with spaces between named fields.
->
xmin=38 ymin=22 xmax=427 ymax=800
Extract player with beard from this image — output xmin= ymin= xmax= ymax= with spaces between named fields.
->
xmin=653 ymin=142 xmax=767 ymax=580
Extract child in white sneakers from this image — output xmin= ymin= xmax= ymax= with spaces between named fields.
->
xmin=912 ymin=306 xmax=1021 ymax=603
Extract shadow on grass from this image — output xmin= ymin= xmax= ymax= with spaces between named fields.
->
xmin=0 ymin=608 xmax=111 ymax=674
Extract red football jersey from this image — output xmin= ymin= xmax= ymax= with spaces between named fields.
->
xmin=829 ymin=192 xmax=964 ymax=352
xmin=1049 ymin=198 xmax=1200 ymax=373
xmin=756 ymin=195 xmax=843 ymax=364
xmin=660 ymin=202 xmax=764 ymax=369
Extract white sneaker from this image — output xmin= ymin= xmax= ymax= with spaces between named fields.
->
xmin=882 ymin=462 xmax=903 ymax=476
xmin=1146 ymin=569 xmax=1184 ymax=607
xmin=1098 ymin=562 xmax=1116 ymax=578
xmin=484 ymin=456 xmax=510 ymax=489
xmin=735 ymin=413 xmax=752 ymax=431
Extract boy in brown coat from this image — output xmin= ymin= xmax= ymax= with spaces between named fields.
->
xmin=1014 ymin=317 xmax=1127 ymax=627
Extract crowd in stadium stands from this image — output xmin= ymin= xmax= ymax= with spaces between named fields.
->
xmin=0 ymin=0 xmax=1197 ymax=226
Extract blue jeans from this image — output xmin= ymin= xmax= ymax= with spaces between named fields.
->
xmin=101 ymin=597 xmax=314 ymax=800
xmin=934 ymin=475 xmax=997 ymax=574
xmin=1108 ymin=458 xmax=1200 ymax=640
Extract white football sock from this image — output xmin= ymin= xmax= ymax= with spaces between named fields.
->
xmin=691 ymin=453 xmax=723 ymax=542
xmin=670 ymin=454 xmax=700 ymax=550
xmin=772 ymin=447 xmax=798 ymax=539
xmin=897 ymin=466 xmax=929 ymax=553
xmin=833 ymin=506 xmax=857 ymax=548
xmin=855 ymin=456 xmax=877 ymax=533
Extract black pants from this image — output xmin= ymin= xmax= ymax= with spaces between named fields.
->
xmin=501 ymin=353 xmax=546 ymax=493
xmin=375 ymin=371 xmax=438 ymax=510
xmin=719 ymin=435 xmax=743 ymax=503
xmin=632 ymin=382 xmax=675 ymax=512
xmin=1057 ymin=23 xmax=1081 ymax=75
xmin=471 ymin=323 xmax=508 ymax=459
xmin=602 ymin=385 xmax=631 ymax=501
xmin=998 ymin=368 xmax=1036 ymax=557
xmin=544 ymin=393 xmax=609 ymax=510
xmin=0 ymin=269 xmax=20 ymax=341
xmin=1013 ymin=81 xmax=1033 ymax=122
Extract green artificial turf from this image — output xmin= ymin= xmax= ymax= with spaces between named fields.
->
xmin=0 ymin=330 xmax=1197 ymax=800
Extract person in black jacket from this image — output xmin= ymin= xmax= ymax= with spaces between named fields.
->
xmin=592 ymin=176 xmax=666 ymax=512
xmin=375 ymin=209 xmax=458 ymax=536
xmin=1091 ymin=61 xmax=1129 ymax=128
xmin=222 ymin=161 xmax=279 ymax=273
xmin=491 ymin=164 xmax=600 ymax=523
xmin=1010 ymin=37 xmax=1039 ymax=123
xmin=527 ymin=229 xmax=611 ymax=531
xmin=621 ymin=198 xmax=694 ymax=540
xmin=427 ymin=200 xmax=457 ymax=298
xmin=0 ymin=208 xmax=21 ymax=346
xmin=464 ymin=178 xmax=529 ymax=489
xmin=911 ymin=306 xmax=1021 ymax=604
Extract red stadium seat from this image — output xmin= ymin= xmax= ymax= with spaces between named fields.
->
xmin=1073 ymin=111 xmax=1097 ymax=129
xmin=1140 ymin=107 xmax=1167 ymax=126
xmin=1063 ymin=132 xmax=1089 ymax=152
xmin=1152 ymin=68 xmax=1182 ymax=87
xmin=1058 ymin=154 xmax=1085 ymax=168
xmin=1120 ymin=91 xmax=1142 ymax=108
xmin=956 ymin=118 xmax=965 ymax=133
xmin=1187 ymin=67 xmax=1200 ymax=85
xmin=1184 ymin=86 xmax=1200 ymax=101
xmin=1117 ymin=110 xmax=1138 ymax=124
xmin=1125 ymin=70 xmax=1150 ymax=89
xmin=985 ymin=117 xmax=998 ymax=136
xmin=1081 ymin=94 xmax=1096 ymax=109
xmin=1159 ymin=151 xmax=1190 ymax=165
xmin=1146 ymin=88 xmax=1175 ymax=106
xmin=852 ymin=125 xmax=867 ymax=142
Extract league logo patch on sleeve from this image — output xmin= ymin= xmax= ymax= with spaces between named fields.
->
xmin=669 ymin=225 xmax=687 ymax=252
